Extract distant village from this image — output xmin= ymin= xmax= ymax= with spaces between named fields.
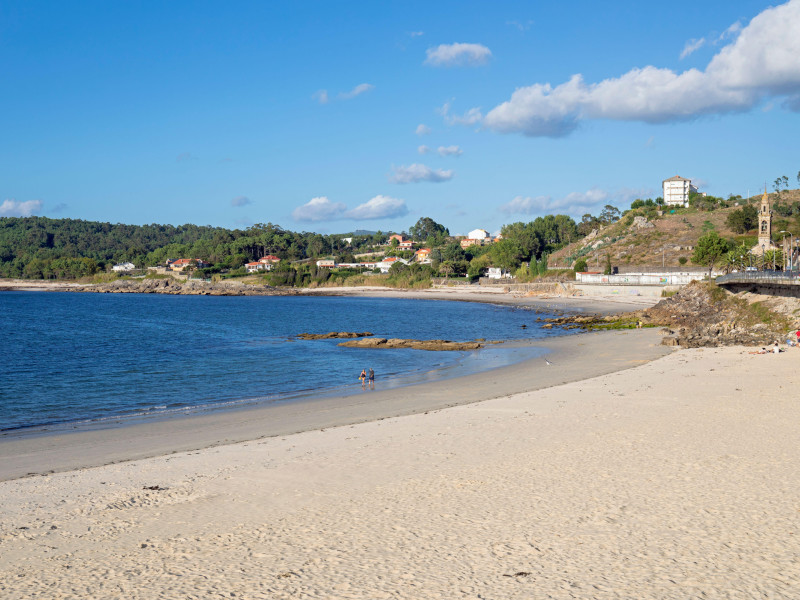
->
xmin=112 ymin=227 xmax=514 ymax=280
xmin=98 ymin=172 xmax=799 ymax=286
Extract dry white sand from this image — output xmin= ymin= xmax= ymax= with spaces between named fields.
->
xmin=300 ymin=284 xmax=661 ymax=315
xmin=2 ymin=333 xmax=799 ymax=599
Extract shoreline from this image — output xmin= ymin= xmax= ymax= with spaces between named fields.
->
xmin=3 ymin=339 xmax=798 ymax=597
xmin=0 ymin=279 xmax=661 ymax=315
xmin=0 ymin=328 xmax=670 ymax=481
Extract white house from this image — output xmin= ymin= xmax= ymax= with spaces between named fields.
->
xmin=112 ymin=262 xmax=135 ymax=272
xmin=468 ymin=228 xmax=491 ymax=240
xmin=375 ymin=257 xmax=409 ymax=273
xmin=662 ymin=175 xmax=698 ymax=207
xmin=487 ymin=267 xmax=511 ymax=279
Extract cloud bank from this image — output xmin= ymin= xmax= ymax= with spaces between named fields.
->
xmin=292 ymin=197 xmax=347 ymax=222
xmin=292 ymin=195 xmax=408 ymax=222
xmin=483 ymin=0 xmax=800 ymax=137
xmin=425 ymin=43 xmax=491 ymax=67
xmin=0 ymin=199 xmax=43 ymax=217
xmin=346 ymin=195 xmax=408 ymax=220
xmin=388 ymin=163 xmax=454 ymax=184
xmin=437 ymin=145 xmax=462 ymax=157
xmin=499 ymin=189 xmax=610 ymax=216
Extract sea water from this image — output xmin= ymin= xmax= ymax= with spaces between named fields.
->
xmin=0 ymin=291 xmax=566 ymax=433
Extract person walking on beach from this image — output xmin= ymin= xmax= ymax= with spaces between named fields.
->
xmin=359 ymin=368 xmax=367 ymax=388
xmin=368 ymin=367 xmax=375 ymax=389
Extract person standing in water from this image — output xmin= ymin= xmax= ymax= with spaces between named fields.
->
xmin=368 ymin=367 xmax=375 ymax=389
xmin=359 ymin=368 xmax=367 ymax=388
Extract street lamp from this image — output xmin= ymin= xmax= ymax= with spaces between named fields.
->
xmin=780 ymin=231 xmax=788 ymax=271
xmin=781 ymin=231 xmax=795 ymax=272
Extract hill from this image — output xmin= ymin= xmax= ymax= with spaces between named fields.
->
xmin=549 ymin=190 xmax=800 ymax=270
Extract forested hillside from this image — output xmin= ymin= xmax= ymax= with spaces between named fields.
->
xmin=0 ymin=218 xmax=381 ymax=279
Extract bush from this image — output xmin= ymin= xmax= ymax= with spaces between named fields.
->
xmin=573 ymin=258 xmax=588 ymax=272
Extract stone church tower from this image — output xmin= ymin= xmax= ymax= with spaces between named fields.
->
xmin=752 ymin=187 xmax=775 ymax=255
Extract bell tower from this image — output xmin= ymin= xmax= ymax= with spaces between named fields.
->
xmin=754 ymin=185 xmax=775 ymax=255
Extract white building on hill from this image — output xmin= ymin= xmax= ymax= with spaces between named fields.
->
xmin=468 ymin=228 xmax=491 ymax=240
xmin=662 ymin=175 xmax=697 ymax=207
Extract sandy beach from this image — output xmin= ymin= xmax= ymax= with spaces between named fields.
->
xmin=299 ymin=284 xmax=661 ymax=315
xmin=3 ymin=322 xmax=800 ymax=598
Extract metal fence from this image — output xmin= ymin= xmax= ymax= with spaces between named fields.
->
xmin=716 ymin=271 xmax=800 ymax=285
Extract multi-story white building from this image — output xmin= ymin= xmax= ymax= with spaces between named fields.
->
xmin=662 ymin=175 xmax=698 ymax=207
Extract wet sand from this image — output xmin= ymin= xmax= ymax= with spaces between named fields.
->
xmin=0 ymin=329 xmax=669 ymax=481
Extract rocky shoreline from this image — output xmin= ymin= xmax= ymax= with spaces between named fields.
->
xmin=68 ymin=278 xmax=292 ymax=296
xmin=337 ymin=337 xmax=490 ymax=351
xmin=296 ymin=330 xmax=491 ymax=351
xmin=542 ymin=281 xmax=793 ymax=348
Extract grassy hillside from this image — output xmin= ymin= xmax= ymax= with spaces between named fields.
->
xmin=550 ymin=190 xmax=800 ymax=270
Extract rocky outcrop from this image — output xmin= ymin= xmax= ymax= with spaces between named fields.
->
xmin=640 ymin=281 xmax=786 ymax=347
xmin=658 ymin=323 xmax=777 ymax=348
xmin=538 ymin=281 xmax=788 ymax=348
xmin=631 ymin=216 xmax=655 ymax=230
xmin=338 ymin=338 xmax=485 ymax=351
xmin=71 ymin=279 xmax=289 ymax=296
xmin=297 ymin=332 xmax=373 ymax=339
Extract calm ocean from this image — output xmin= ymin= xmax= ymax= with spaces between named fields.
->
xmin=0 ymin=291 xmax=565 ymax=433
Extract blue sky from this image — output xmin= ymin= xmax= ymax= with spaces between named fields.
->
xmin=2 ymin=0 xmax=799 ymax=236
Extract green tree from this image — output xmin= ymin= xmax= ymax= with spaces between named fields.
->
xmin=439 ymin=242 xmax=464 ymax=262
xmin=692 ymin=231 xmax=732 ymax=277
xmin=408 ymin=217 xmax=449 ymax=243
xmin=573 ymin=258 xmax=588 ymax=273
xmin=726 ymin=205 xmax=758 ymax=234
xmin=499 ymin=222 xmax=541 ymax=261
xmin=599 ymin=205 xmax=621 ymax=224
xmin=489 ymin=239 xmax=524 ymax=271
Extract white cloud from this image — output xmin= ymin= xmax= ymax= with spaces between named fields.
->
xmin=615 ymin=187 xmax=656 ymax=205
xmin=439 ymin=100 xmax=483 ymax=126
xmin=338 ymin=83 xmax=375 ymax=100
xmin=292 ymin=196 xmax=347 ymax=222
xmin=418 ymin=145 xmax=431 ymax=154
xmin=346 ymin=195 xmax=408 ymax=220
xmin=415 ymin=123 xmax=431 ymax=135
xmin=230 ymin=196 xmax=252 ymax=207
xmin=312 ymin=90 xmax=329 ymax=104
xmin=484 ymin=0 xmax=800 ymax=137
xmin=388 ymin=163 xmax=454 ymax=184
xmin=0 ymin=198 xmax=43 ymax=217
xmin=437 ymin=145 xmax=462 ymax=157
xmin=717 ymin=20 xmax=742 ymax=43
xmin=425 ymin=43 xmax=492 ymax=67
xmin=499 ymin=189 xmax=609 ymax=215
xmin=408 ymin=31 xmax=424 ymax=37
xmin=680 ymin=37 xmax=706 ymax=59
